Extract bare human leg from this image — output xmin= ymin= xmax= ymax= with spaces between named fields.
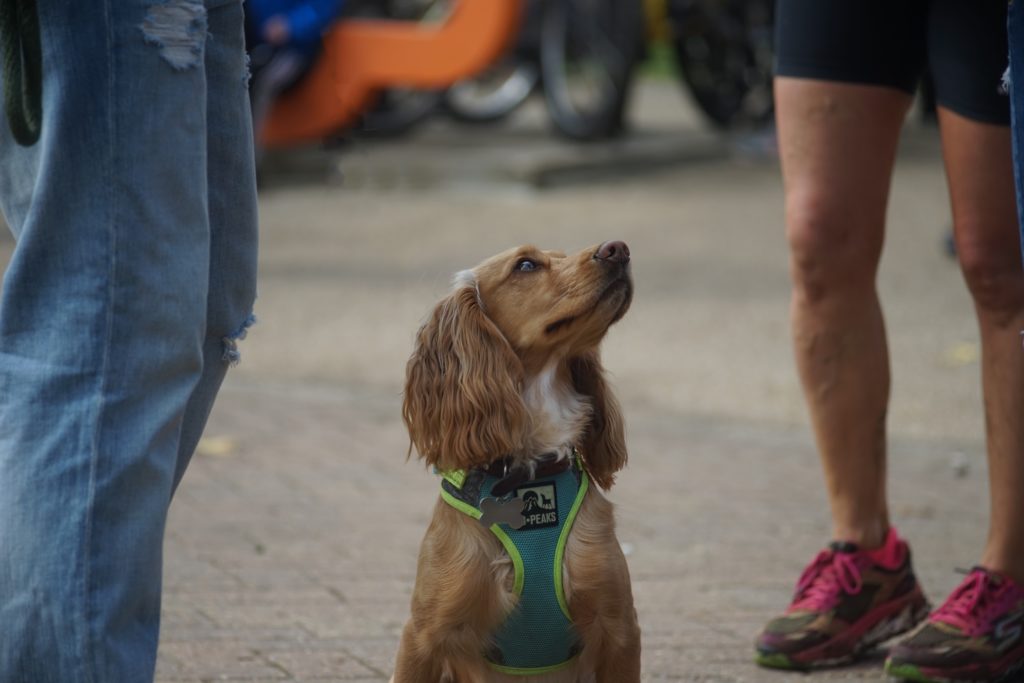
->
xmin=938 ymin=108 xmax=1024 ymax=583
xmin=756 ymin=78 xmax=931 ymax=670
xmin=776 ymin=78 xmax=913 ymax=548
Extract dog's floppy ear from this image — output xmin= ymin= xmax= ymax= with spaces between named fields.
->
xmin=403 ymin=278 xmax=529 ymax=472
xmin=571 ymin=350 xmax=626 ymax=489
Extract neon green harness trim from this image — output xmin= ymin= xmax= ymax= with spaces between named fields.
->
xmin=440 ymin=487 xmax=526 ymax=595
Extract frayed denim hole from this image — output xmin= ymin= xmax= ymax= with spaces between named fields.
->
xmin=140 ymin=0 xmax=207 ymax=71
xmin=221 ymin=313 xmax=257 ymax=366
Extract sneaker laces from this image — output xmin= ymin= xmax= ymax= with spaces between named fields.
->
xmin=789 ymin=549 xmax=864 ymax=612
xmin=931 ymin=568 xmax=1022 ymax=637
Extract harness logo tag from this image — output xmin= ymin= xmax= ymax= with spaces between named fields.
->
xmin=515 ymin=482 xmax=558 ymax=530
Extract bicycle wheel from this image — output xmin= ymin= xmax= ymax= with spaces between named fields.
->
xmin=444 ymin=59 xmax=540 ymax=124
xmin=348 ymin=0 xmax=447 ymax=137
xmin=539 ymin=0 xmax=644 ymax=141
xmin=669 ymin=0 xmax=774 ymax=129
xmin=358 ymin=88 xmax=444 ymax=137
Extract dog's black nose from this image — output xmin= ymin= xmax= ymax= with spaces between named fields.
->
xmin=595 ymin=240 xmax=630 ymax=265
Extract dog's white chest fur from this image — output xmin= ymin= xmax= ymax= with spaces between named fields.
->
xmin=522 ymin=364 xmax=589 ymax=458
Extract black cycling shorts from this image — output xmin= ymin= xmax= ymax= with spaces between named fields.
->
xmin=774 ymin=0 xmax=1010 ymax=126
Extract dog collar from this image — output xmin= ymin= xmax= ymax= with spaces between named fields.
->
xmin=480 ymin=452 xmax=575 ymax=497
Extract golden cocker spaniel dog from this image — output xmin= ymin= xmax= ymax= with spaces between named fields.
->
xmin=392 ymin=241 xmax=640 ymax=682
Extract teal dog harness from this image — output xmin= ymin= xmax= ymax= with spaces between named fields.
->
xmin=439 ymin=454 xmax=589 ymax=675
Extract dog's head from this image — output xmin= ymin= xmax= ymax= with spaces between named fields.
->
xmin=403 ymin=241 xmax=632 ymax=489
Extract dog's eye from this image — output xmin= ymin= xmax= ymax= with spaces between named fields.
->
xmin=515 ymin=258 xmax=538 ymax=273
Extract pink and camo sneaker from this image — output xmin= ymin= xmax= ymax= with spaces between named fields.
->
xmin=756 ymin=527 xmax=930 ymax=669
xmin=886 ymin=567 xmax=1024 ymax=682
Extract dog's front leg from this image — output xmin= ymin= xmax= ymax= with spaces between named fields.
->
xmin=591 ymin=617 xmax=641 ymax=683
xmin=391 ymin=619 xmax=446 ymax=683
xmin=393 ymin=505 xmax=512 ymax=683
xmin=392 ymin=618 xmax=496 ymax=683
xmin=565 ymin=495 xmax=642 ymax=683
xmin=447 ymin=657 xmax=495 ymax=683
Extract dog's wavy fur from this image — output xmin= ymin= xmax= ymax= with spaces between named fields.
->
xmin=392 ymin=243 xmax=640 ymax=683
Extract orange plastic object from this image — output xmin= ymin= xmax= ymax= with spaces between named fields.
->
xmin=262 ymin=0 xmax=524 ymax=146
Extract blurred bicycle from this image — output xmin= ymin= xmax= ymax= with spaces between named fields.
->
xmin=666 ymin=0 xmax=775 ymax=129
xmin=447 ymin=0 xmax=774 ymax=137
xmin=441 ymin=0 xmax=645 ymax=141
xmin=346 ymin=0 xmax=646 ymax=141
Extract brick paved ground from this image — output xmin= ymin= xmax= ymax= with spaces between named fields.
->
xmin=1 ymin=80 xmax=997 ymax=682
xmin=159 ymin=385 xmax=987 ymax=682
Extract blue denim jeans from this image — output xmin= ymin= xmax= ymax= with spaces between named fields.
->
xmin=1010 ymin=0 xmax=1024 ymax=260
xmin=0 ymin=1 xmax=258 ymax=681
